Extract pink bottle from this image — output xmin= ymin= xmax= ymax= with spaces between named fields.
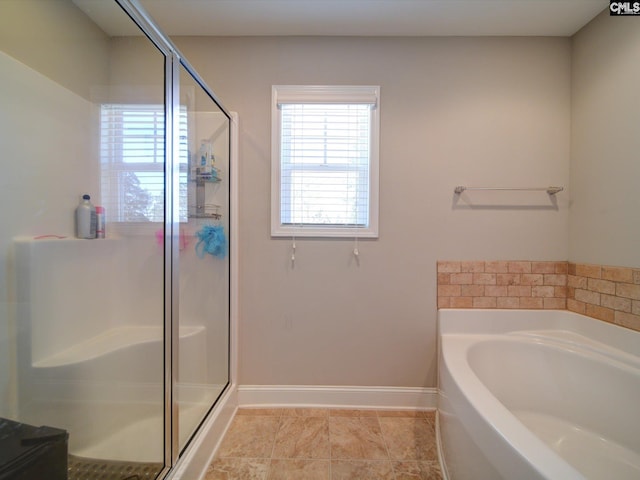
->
xmin=95 ymin=206 xmax=105 ymax=238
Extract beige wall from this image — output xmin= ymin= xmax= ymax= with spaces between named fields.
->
xmin=174 ymin=36 xmax=571 ymax=388
xmin=570 ymin=11 xmax=640 ymax=268
xmin=0 ymin=0 xmax=110 ymax=100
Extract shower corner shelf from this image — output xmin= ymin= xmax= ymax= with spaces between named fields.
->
xmin=190 ymin=168 xmax=222 ymax=184
xmin=188 ymin=203 xmax=222 ymax=220
xmin=192 ymin=176 xmax=221 ymax=185
xmin=189 ymin=213 xmax=222 ymax=220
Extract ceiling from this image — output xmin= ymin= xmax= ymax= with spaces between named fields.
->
xmin=73 ymin=0 xmax=607 ymax=37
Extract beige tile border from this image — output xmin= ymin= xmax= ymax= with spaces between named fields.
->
xmin=437 ymin=261 xmax=567 ymax=311
xmin=437 ymin=260 xmax=640 ymax=332
xmin=567 ymin=262 xmax=640 ymax=331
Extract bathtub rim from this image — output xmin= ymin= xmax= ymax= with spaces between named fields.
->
xmin=438 ymin=309 xmax=640 ymax=356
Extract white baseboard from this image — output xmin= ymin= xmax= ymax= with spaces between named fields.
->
xmin=237 ymin=385 xmax=437 ymax=410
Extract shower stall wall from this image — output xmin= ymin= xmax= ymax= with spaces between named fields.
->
xmin=0 ymin=1 xmax=234 ymax=478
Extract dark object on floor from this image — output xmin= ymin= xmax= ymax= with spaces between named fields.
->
xmin=0 ymin=417 xmax=68 ymax=480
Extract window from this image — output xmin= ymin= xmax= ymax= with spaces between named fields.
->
xmin=100 ymin=104 xmax=188 ymax=223
xmin=271 ymin=85 xmax=380 ymax=237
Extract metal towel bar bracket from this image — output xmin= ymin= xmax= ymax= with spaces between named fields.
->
xmin=454 ymin=186 xmax=564 ymax=195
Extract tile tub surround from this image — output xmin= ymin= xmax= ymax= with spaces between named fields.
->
xmin=206 ymin=408 xmax=442 ymax=480
xmin=437 ymin=261 xmax=568 ymax=310
xmin=567 ymin=262 xmax=640 ymax=331
xmin=436 ymin=260 xmax=640 ymax=332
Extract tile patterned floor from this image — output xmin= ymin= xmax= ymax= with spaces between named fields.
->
xmin=205 ymin=408 xmax=443 ymax=480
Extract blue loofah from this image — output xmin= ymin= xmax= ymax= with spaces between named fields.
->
xmin=195 ymin=225 xmax=227 ymax=259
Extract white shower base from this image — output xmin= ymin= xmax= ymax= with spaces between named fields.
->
xmin=19 ymin=323 xmax=224 ymax=464
xmin=22 ymin=384 xmax=227 ymax=463
xmin=75 ymin=397 xmax=221 ymax=462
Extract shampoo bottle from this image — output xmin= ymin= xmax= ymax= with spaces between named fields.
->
xmin=76 ymin=194 xmax=96 ymax=239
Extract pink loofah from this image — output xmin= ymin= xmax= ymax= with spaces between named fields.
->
xmin=155 ymin=228 xmax=189 ymax=251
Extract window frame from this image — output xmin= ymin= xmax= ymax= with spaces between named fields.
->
xmin=271 ymin=85 xmax=380 ymax=238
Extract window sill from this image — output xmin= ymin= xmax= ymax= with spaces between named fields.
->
xmin=271 ymin=225 xmax=378 ymax=239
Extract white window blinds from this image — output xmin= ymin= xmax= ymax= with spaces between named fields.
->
xmin=271 ymin=86 xmax=380 ymax=238
xmin=100 ymin=104 xmax=188 ymax=222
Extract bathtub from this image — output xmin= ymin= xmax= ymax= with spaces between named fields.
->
xmin=437 ymin=309 xmax=640 ymax=480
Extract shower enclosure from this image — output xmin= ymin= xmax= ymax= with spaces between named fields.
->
xmin=0 ymin=1 xmax=233 ymax=478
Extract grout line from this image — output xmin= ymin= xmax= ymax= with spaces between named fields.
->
xmin=268 ymin=413 xmax=283 ymax=460
xmin=328 ymin=410 xmax=332 ymax=480
xmin=375 ymin=410 xmax=399 ymax=480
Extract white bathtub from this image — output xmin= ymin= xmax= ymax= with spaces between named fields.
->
xmin=437 ymin=309 xmax=640 ymax=480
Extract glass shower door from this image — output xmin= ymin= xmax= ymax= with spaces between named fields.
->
xmin=176 ymin=63 xmax=231 ymax=452
xmin=1 ymin=1 xmax=167 ymax=478
xmin=1 ymin=1 xmax=233 ymax=477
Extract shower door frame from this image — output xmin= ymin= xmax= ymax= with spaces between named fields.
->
xmin=115 ymin=1 xmax=235 ymax=477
